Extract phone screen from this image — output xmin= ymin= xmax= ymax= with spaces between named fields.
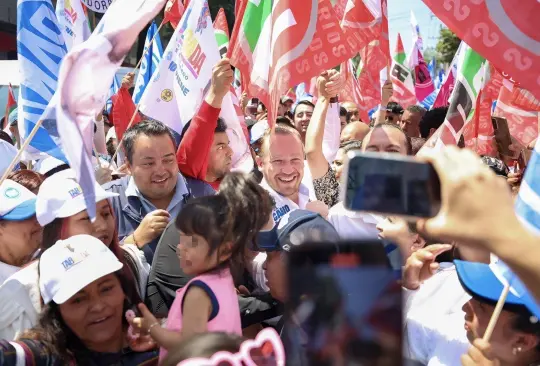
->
xmin=344 ymin=152 xmax=441 ymax=218
xmin=285 ymin=241 xmax=402 ymax=365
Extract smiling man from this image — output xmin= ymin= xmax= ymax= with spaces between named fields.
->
xmin=103 ymin=120 xmax=215 ymax=263
xmin=257 ymin=124 xmax=313 ymax=221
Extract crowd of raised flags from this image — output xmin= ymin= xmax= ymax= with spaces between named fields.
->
xmin=2 ymin=0 xmax=540 ymax=362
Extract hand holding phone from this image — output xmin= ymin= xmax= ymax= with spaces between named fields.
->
xmin=343 ymin=151 xmax=441 ymax=219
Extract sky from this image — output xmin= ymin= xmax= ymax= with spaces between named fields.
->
xmin=387 ymin=0 xmax=444 ymax=54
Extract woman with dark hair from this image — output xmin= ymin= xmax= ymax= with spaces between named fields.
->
xmin=0 ymin=235 xmax=159 ymax=365
xmin=0 ymin=175 xmax=149 ymax=340
xmin=6 ymin=170 xmax=45 ymax=194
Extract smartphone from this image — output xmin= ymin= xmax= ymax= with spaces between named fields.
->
xmin=342 ymin=151 xmax=441 ymax=219
xmin=285 ymin=240 xmax=402 ymax=365
xmin=492 ymin=116 xmax=514 ymax=157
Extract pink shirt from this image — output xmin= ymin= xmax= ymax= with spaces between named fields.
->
xmin=159 ymin=268 xmax=242 ymax=362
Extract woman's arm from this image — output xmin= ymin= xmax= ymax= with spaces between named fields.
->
xmin=305 ymin=95 xmax=331 ymax=180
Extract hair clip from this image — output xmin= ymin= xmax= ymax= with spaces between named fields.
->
xmin=177 ymin=328 xmax=285 ymax=366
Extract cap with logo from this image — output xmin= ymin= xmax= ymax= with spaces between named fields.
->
xmin=36 ymin=176 xmax=119 ymax=226
xmin=39 ymin=234 xmax=124 ymax=304
xmin=0 ymin=179 xmax=37 ymax=221
xmin=255 ymin=209 xmax=340 ymax=252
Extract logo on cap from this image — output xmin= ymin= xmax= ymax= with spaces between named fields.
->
xmin=4 ymin=187 xmax=20 ymax=199
xmin=68 ymin=187 xmax=83 ymax=199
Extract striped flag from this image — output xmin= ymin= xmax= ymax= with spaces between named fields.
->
xmin=489 ymin=138 xmax=540 ymax=318
xmin=55 ymin=0 xmax=91 ymax=51
xmin=17 ymin=0 xmax=67 ymax=161
xmin=422 ymin=44 xmax=488 ymax=151
xmin=56 ymin=0 xmax=166 ymax=220
xmin=213 ymin=8 xmax=229 ymax=59
xmin=389 ymin=33 xmax=417 ymax=108
xmin=163 ymin=0 xmax=185 ymax=29
xmin=3 ymin=84 xmax=17 ymax=131
xmin=229 ymin=0 xmax=354 ymax=126
xmin=133 ymin=21 xmax=164 ymax=104
xmin=105 ymin=75 xmax=120 ymax=114
xmin=408 ymin=11 xmax=434 ymax=103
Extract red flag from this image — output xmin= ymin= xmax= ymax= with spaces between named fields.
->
xmin=339 ymin=60 xmax=370 ymax=122
xmin=110 ymin=88 xmax=143 ymax=142
xmin=389 ymin=33 xmax=417 ymax=108
xmin=3 ymin=84 xmax=16 ymax=130
xmin=213 ymin=8 xmax=229 ymax=35
xmin=422 ymin=0 xmax=540 ymax=100
xmin=413 ymin=49 xmax=435 ymax=102
xmin=163 ymin=0 xmax=185 ymax=29
xmin=229 ymin=0 xmax=355 ymax=126
xmin=333 ymin=0 xmax=348 ymax=20
xmin=340 ymin=0 xmax=381 ymax=52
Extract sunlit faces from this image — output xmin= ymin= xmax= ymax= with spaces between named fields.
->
xmin=258 ymin=133 xmax=304 ymax=199
xmin=362 ymin=126 xmax=409 ymax=155
xmin=293 ymin=103 xmax=314 ymax=138
xmin=376 ymin=216 xmax=424 ymax=260
xmin=342 ymin=102 xmax=360 ymax=122
xmin=462 ymin=298 xmax=539 ymax=361
xmin=176 ymin=232 xmax=232 ymax=276
xmin=207 ymin=132 xmax=233 ymax=181
xmin=399 ymin=110 xmax=422 ymax=138
xmin=62 ymin=200 xmax=116 ymax=247
xmin=0 ymin=217 xmax=43 ymax=266
xmin=127 ymin=134 xmax=179 ymax=201
xmin=59 ymin=274 xmax=125 ymax=353
xmin=332 ymin=148 xmax=346 ymax=181
xmin=263 ymin=251 xmax=287 ymax=302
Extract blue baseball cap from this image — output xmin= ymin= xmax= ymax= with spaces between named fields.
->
xmin=255 ymin=209 xmax=340 ymax=252
xmin=455 ymin=260 xmax=540 ymax=319
xmin=0 ymin=179 xmax=37 ymax=221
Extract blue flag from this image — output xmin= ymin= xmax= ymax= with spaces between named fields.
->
xmin=105 ymin=75 xmax=120 ymax=114
xmin=428 ymin=59 xmax=436 ymax=80
xmin=17 ymin=0 xmax=67 ymax=161
xmin=133 ymin=21 xmax=163 ymax=104
xmin=490 ymin=138 xmax=540 ymax=317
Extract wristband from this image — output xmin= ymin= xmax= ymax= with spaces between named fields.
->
xmin=329 ymin=96 xmax=338 ymax=104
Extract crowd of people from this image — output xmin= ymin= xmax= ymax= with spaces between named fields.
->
xmin=0 ymin=58 xmax=539 ymax=366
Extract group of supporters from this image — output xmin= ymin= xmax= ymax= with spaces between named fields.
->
xmin=0 ymin=60 xmax=538 ymax=365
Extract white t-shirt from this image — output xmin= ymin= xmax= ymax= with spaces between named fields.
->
xmin=260 ymin=175 xmax=315 ymax=222
xmin=404 ymin=263 xmax=471 ymax=365
xmin=327 ymin=202 xmax=383 ymax=239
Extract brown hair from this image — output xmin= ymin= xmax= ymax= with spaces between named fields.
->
xmin=7 ymin=170 xmax=45 ymax=194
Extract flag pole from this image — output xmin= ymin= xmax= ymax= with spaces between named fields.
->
xmin=107 ymin=20 xmax=165 ymax=169
xmin=482 ymin=283 xmax=510 ymax=342
xmin=0 ymin=119 xmax=45 ymax=186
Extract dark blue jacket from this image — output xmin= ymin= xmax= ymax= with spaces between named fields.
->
xmin=102 ymin=175 xmax=215 ymax=263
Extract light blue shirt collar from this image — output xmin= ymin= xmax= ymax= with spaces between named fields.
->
xmin=125 ymin=173 xmax=189 ymax=217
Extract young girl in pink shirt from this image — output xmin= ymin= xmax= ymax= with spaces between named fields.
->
xmin=132 ymin=173 xmax=273 ymax=361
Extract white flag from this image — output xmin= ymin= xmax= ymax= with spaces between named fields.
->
xmin=140 ymin=0 xmax=252 ymax=170
xmin=56 ymin=0 xmax=91 ymax=51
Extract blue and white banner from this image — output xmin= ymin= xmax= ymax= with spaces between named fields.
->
xmin=105 ymin=75 xmax=120 ymax=114
xmin=17 ymin=0 xmax=67 ymax=161
xmin=133 ymin=21 xmax=163 ymax=104
xmin=490 ymin=138 xmax=540 ymax=316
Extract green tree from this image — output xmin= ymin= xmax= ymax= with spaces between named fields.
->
xmin=435 ymin=28 xmax=461 ymax=66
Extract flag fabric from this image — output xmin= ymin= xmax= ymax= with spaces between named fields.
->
xmin=389 ymin=33 xmax=417 ymax=108
xmin=213 ymin=8 xmax=229 ymax=59
xmin=428 ymin=59 xmax=435 ymax=80
xmin=55 ymin=0 xmax=166 ymax=220
xmin=489 ymin=137 xmax=540 ymax=318
xmin=226 ymin=85 xmax=254 ymax=173
xmin=422 ymin=45 xmax=488 ymax=151
xmin=111 ymin=88 xmax=143 ymax=143
xmin=139 ymin=0 xmax=251 ymax=169
xmin=105 ymin=75 xmax=120 ymax=114
xmin=233 ymin=67 xmax=243 ymax=99
xmin=410 ymin=10 xmax=422 ymax=52
xmin=3 ymin=84 xmax=17 ymax=131
xmin=133 ymin=21 xmax=164 ymax=104
xmin=494 ymin=82 xmax=539 ymax=147
xmin=17 ymin=0 xmax=67 ymax=161
xmin=421 ymin=0 xmax=540 ymax=101
xmin=407 ymin=12 xmax=434 ymax=103
xmin=228 ymin=0 xmax=355 ymax=126
xmin=339 ymin=60 xmax=369 ymax=122
xmin=340 ymin=0 xmax=382 ymax=53
xmin=163 ymin=0 xmax=185 ymax=29
xmin=55 ymin=0 xmax=91 ymax=51
xmin=431 ymin=42 xmax=464 ymax=109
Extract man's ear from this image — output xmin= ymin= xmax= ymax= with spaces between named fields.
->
xmin=256 ymin=155 xmax=263 ymax=168
xmin=410 ymin=234 xmax=426 ymax=253
xmin=428 ymin=128 xmax=436 ymax=138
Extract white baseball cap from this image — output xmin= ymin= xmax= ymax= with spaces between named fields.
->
xmin=250 ymin=120 xmax=269 ymax=145
xmin=39 ymin=234 xmax=123 ymax=304
xmin=0 ymin=179 xmax=37 ymax=221
xmin=36 ymin=176 xmax=119 ymax=226
xmin=34 ymin=156 xmax=69 ymax=177
xmin=0 ymin=140 xmax=18 ymax=178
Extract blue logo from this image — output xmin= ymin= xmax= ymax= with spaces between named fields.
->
xmin=4 ymin=187 xmax=20 ymax=199
xmin=272 ymin=205 xmax=291 ymax=222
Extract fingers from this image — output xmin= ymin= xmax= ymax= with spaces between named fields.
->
xmin=137 ymin=303 xmax=152 ymax=318
xmin=472 ymin=339 xmax=496 ymax=360
xmin=149 ymin=209 xmax=171 ymax=218
xmin=424 ymin=243 xmax=453 ymax=257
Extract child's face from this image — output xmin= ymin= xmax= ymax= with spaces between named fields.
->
xmin=176 ymin=232 xmax=223 ymax=275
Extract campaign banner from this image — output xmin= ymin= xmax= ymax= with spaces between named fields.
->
xmin=81 ymin=0 xmax=111 ymax=13
xmin=56 ymin=0 xmax=91 ymax=51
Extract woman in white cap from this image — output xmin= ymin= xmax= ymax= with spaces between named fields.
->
xmin=0 ymin=235 xmax=159 ymax=364
xmin=0 ymin=175 xmax=149 ymax=340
